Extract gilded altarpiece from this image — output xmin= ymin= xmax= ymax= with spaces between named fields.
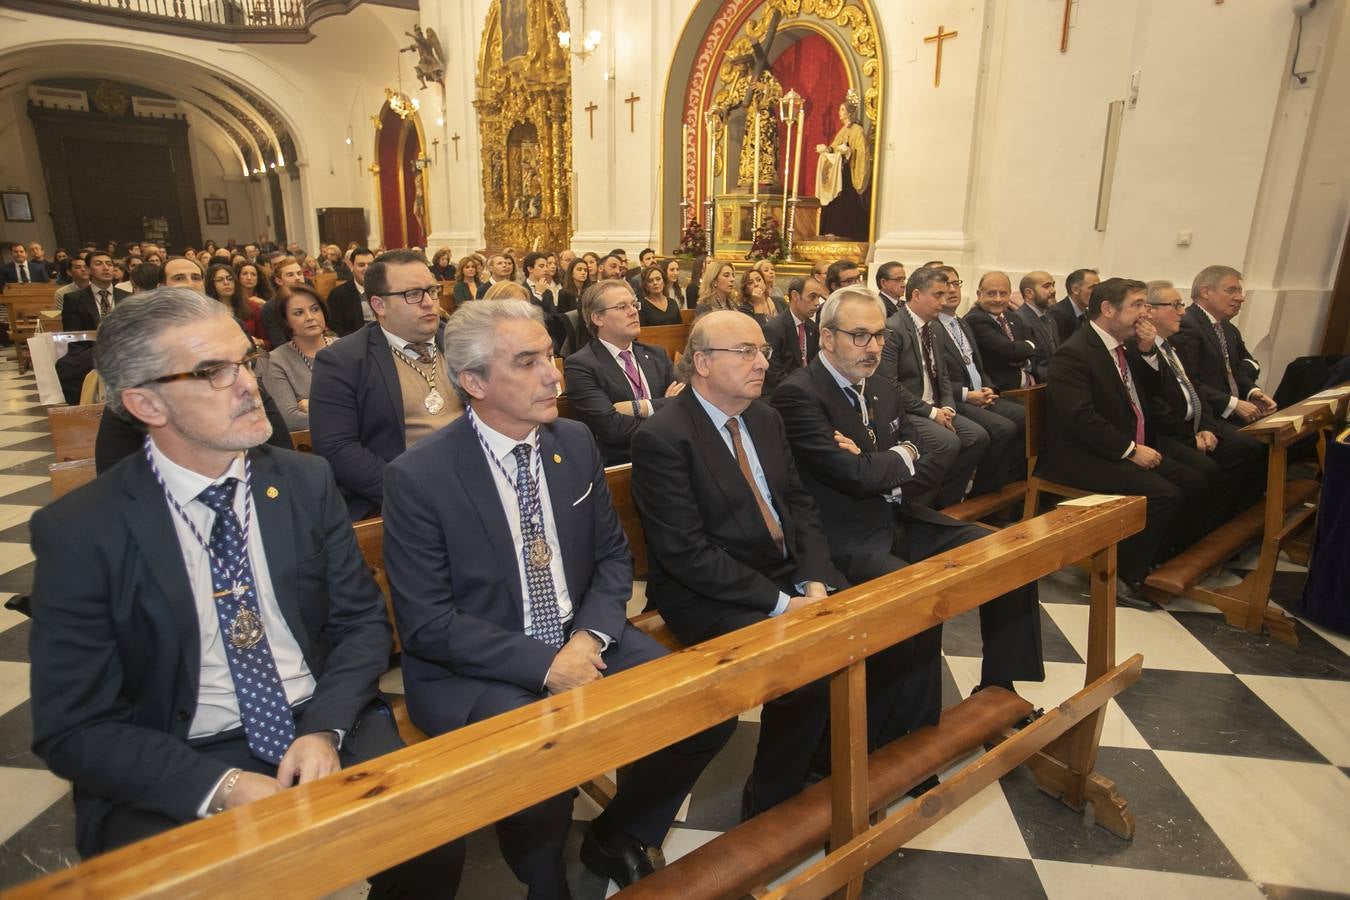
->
xmin=476 ymin=0 xmax=572 ymax=251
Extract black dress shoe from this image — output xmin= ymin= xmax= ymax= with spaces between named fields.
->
xmin=580 ymin=817 xmax=662 ymax=888
xmin=1115 ymin=579 xmax=1157 ymax=611
xmin=906 ymin=775 xmax=941 ymax=799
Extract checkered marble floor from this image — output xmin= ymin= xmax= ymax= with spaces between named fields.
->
xmin=0 ymin=352 xmax=1346 ymax=898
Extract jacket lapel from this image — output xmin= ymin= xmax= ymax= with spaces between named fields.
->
xmin=248 ymin=448 xmax=308 ymax=656
xmin=451 ymin=422 xmax=526 ymax=626
xmin=593 ymin=341 xmax=635 ymax=400
xmin=368 ymin=324 xmax=406 ymax=433
xmin=537 ymin=424 xmax=585 ymax=600
xmin=680 ymin=389 xmax=771 ymax=551
xmin=810 ymin=360 xmax=872 ymax=449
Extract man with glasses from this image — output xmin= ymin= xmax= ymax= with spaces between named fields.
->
xmin=1173 ymin=264 xmax=1277 ymax=425
xmin=311 ymin=249 xmax=464 ymax=520
xmin=28 ymin=288 xmax=463 ymax=894
xmin=824 ymin=259 xmax=861 ymax=293
xmin=632 ymin=310 xmax=846 ymax=817
xmin=772 ymin=286 xmax=1044 ymax=735
xmin=564 ymin=280 xmax=683 ymax=464
xmin=762 ymin=275 xmax=825 ymax=393
xmin=874 ymin=261 xmax=906 ymax=318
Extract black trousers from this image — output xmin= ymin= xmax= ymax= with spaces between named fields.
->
xmin=910 ymin=412 xmax=990 ymax=507
xmin=458 ymin=624 xmax=734 ymax=900
xmin=956 ymin=397 xmax=1028 ymax=492
xmin=95 ymin=700 xmax=465 ymax=900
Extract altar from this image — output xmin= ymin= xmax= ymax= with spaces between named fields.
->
xmin=705 ymin=191 xmax=868 ymax=266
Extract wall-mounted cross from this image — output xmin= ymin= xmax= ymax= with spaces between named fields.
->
xmin=450 ymin=133 xmax=460 ymax=161
xmin=625 ymin=92 xmax=640 ymax=133
xmin=923 ymin=25 xmax=958 ymax=87
xmin=1060 ymin=0 xmax=1073 ymax=52
xmin=584 ymin=101 xmax=599 ymax=139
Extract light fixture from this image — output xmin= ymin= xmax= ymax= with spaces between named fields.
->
xmin=386 ymin=86 xmax=420 ymax=120
xmin=558 ymin=0 xmax=601 ymax=61
xmin=436 ymin=116 xmax=444 ymax=127
xmin=345 ymin=137 xmax=353 ymax=145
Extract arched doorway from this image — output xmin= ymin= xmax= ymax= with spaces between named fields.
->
xmin=374 ymin=98 xmax=430 ymax=249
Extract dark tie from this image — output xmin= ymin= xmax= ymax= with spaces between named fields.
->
xmin=406 ymin=341 xmax=436 ymax=365
xmin=1113 ymin=345 xmax=1146 ymax=446
xmin=618 ymin=349 xmax=648 ymax=400
xmin=797 ymin=321 xmax=808 ymax=365
xmin=1160 ymin=342 xmax=1202 ymax=434
xmin=1043 ymin=313 xmax=1059 ymax=352
xmin=196 ymin=479 xmax=296 ymax=764
xmin=18 ymin=264 xmax=28 ymax=283
xmin=995 ymin=314 xmax=1015 ymax=342
xmin=97 ymin=289 xmax=111 ymax=317
xmin=919 ymin=323 xmax=939 ymax=398
xmin=1211 ymin=322 xmax=1240 ymax=396
xmin=511 ymin=444 xmax=565 ymax=647
xmin=724 ymin=418 xmax=785 ymax=553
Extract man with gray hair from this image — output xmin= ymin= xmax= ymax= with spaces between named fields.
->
xmin=383 ymin=299 xmax=732 ymax=895
xmin=563 ymin=279 xmax=683 ymax=464
xmin=1173 ymin=264 xmax=1277 ymax=424
xmin=28 ymin=288 xmax=462 ymax=895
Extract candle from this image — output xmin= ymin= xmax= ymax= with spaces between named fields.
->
xmin=682 ymin=123 xmax=690 ymax=199
xmin=752 ymin=108 xmax=761 ymax=201
xmin=791 ymin=108 xmax=804 ymax=201
xmin=780 ymin=112 xmax=791 ymax=236
xmin=706 ymin=115 xmax=715 ymax=198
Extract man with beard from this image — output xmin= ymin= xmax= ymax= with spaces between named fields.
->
xmin=1016 ymin=271 xmax=1059 ymax=383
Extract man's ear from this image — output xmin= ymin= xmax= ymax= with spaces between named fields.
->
xmin=120 ymin=387 xmax=169 ymax=430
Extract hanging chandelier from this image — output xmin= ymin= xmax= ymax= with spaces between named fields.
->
xmin=558 ymin=0 xmax=601 ymax=61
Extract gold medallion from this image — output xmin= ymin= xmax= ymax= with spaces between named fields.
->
xmin=425 ymin=388 xmax=447 ymax=415
xmin=228 ymin=608 xmax=265 ymax=650
xmin=527 ymin=536 xmax=553 ymax=569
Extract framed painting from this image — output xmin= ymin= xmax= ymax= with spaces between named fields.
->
xmin=1 ymin=192 xmax=33 ymax=223
xmin=204 ymin=197 xmax=229 ymax=226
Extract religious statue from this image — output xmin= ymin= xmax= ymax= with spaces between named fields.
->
xmin=815 ymin=90 xmax=871 ymax=241
xmin=736 ymin=71 xmax=783 ymax=189
xmin=402 ymin=25 xmax=446 ymax=90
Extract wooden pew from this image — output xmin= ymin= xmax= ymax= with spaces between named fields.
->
xmin=638 ymin=323 xmax=689 ymax=360
xmin=7 ymin=497 xmax=1145 ymax=899
xmin=1021 ymin=381 xmax=1090 ymax=517
xmin=941 ymin=384 xmax=1042 ymax=525
xmin=1142 ymin=387 xmax=1349 ymax=643
xmin=680 ymin=308 xmax=695 ymax=325
xmin=439 ymin=282 xmax=457 ymax=317
xmin=48 ymin=403 xmax=103 ymax=462
xmin=312 ymin=272 xmax=339 ymax=303
xmin=49 ymin=459 xmax=97 ymax=500
xmin=289 ymin=430 xmax=313 ymax=453
xmin=3 ymin=284 xmax=60 ymax=372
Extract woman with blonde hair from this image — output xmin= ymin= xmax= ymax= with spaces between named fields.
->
xmin=693 ymin=260 xmax=741 ymax=317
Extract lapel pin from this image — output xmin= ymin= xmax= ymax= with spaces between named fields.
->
xmin=266 ymin=486 xmax=279 ymax=499
xmin=552 ymin=453 xmax=562 ymax=463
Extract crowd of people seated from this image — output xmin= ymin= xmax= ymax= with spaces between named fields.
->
xmin=12 ymin=226 xmax=1304 ymax=897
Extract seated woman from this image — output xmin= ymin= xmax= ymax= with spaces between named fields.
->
xmin=319 ymin=243 xmax=351 ymax=279
xmin=638 ymin=265 xmax=682 ymax=326
xmin=740 ymin=267 xmax=785 ymax=324
xmin=453 ymin=255 xmax=488 ymax=302
xmin=557 ymin=257 xmax=591 ymax=314
xmin=430 ymin=247 xmax=456 ymax=282
xmin=235 ymin=259 xmax=272 ymax=307
xmin=693 ymin=260 xmax=743 ymax=317
xmin=663 ymin=257 xmax=686 ymax=308
xmin=205 ymin=263 xmax=265 ymax=342
xmin=261 ymin=283 xmax=335 ymax=431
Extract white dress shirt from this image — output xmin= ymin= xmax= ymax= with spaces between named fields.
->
xmin=1088 ymin=321 xmax=1144 ymax=459
xmin=597 ymin=337 xmax=654 ymax=415
xmin=818 ymin=352 xmax=916 ymax=503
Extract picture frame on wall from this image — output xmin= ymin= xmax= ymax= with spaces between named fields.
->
xmin=204 ymin=197 xmax=229 ymax=226
xmin=1 ymin=192 xmax=33 ymax=223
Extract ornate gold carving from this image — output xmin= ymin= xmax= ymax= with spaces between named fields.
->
xmin=92 ymin=80 xmax=131 ymax=117
xmin=476 ymin=0 xmax=573 ymax=251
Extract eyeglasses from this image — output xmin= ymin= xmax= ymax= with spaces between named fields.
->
xmin=947 ymin=280 xmax=963 ymax=289
xmin=379 ymin=285 xmax=441 ymax=305
xmin=827 ymin=327 xmax=887 ymax=347
xmin=703 ymin=344 xmax=773 ymax=361
xmin=142 ymin=349 xmax=264 ymax=390
xmin=601 ymin=300 xmax=642 ymax=314
xmin=838 ymin=274 xmax=861 ymax=286
xmin=1148 ymin=301 xmax=1186 ymax=311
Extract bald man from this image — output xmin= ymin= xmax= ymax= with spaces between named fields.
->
xmin=964 ymin=272 xmax=1037 ymax=393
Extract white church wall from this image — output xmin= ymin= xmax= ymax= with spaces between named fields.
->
xmin=0 ymin=92 xmax=55 ymax=254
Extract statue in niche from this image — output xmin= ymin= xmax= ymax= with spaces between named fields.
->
xmin=735 ymin=71 xmax=783 ymax=190
xmin=816 ymin=89 xmax=871 ymax=241
xmin=507 ymin=124 xmax=543 ymax=219
xmin=402 ymin=25 xmax=446 ymax=90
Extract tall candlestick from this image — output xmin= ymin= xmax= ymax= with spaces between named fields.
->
xmin=705 ymin=115 xmax=715 ymax=200
xmin=752 ymin=108 xmax=761 ymax=201
xmin=791 ymin=108 xmax=804 ymax=201
xmin=682 ymin=123 xmax=690 ymax=199
xmin=780 ymin=113 xmax=792 ymax=239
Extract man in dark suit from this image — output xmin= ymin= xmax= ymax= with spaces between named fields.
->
xmin=310 ymin=250 xmax=464 ymax=520
xmin=1039 ymin=277 xmax=1215 ymax=606
xmin=325 ymin=247 xmax=375 ymax=336
xmin=1 ymin=242 xmax=48 ymax=284
xmin=563 ymin=279 xmax=683 ymax=464
xmin=1016 ymin=270 xmax=1060 ymax=383
xmin=1172 ymin=265 xmax=1277 ymax=425
xmin=874 ymin=260 xmax=907 ymax=318
xmin=28 ymin=288 xmax=460 ymax=894
xmin=877 ymin=266 xmax=990 ymax=507
xmin=965 ymin=271 xmax=1038 ymax=392
xmin=1047 ymin=268 xmax=1099 ymax=344
xmin=62 ymin=250 xmax=129 ymax=331
xmin=762 ymin=274 xmax=825 ymax=393
xmin=631 ymin=310 xmax=846 ymax=816
xmin=383 ymin=299 xmax=732 ymax=896
xmin=936 ymin=270 xmax=1026 ymax=491
xmin=772 ymin=288 xmax=1043 ymax=714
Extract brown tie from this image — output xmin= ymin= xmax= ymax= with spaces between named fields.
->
xmin=406 ymin=341 xmax=436 ymax=365
xmin=724 ymin=418 xmax=785 ymax=553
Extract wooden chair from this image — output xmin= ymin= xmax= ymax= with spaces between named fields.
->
xmin=78 ymin=370 xmax=104 ymax=405
xmin=3 ymin=285 xmax=60 ymax=372
xmin=49 ymin=459 xmax=97 ymax=499
xmin=312 ymin=272 xmax=339 ymax=303
xmin=48 ymin=403 xmax=103 ymax=462
xmin=289 ymin=429 xmax=313 ymax=453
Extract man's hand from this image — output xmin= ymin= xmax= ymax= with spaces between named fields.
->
xmin=834 ymin=430 xmax=861 ymax=455
xmin=612 ymin=401 xmax=637 ymax=417
xmin=297 ymin=399 xmax=309 ymax=413
xmin=1232 ymin=399 xmax=1261 ymax=423
xmin=933 ymin=407 xmax=955 ymax=430
xmin=785 ymin=594 xmax=825 ymax=613
xmin=545 ymin=632 xmax=606 ymax=692
xmin=1129 ymin=445 xmax=1163 ymax=469
xmin=802 ymin=581 xmax=828 ymax=599
xmin=1134 ymin=318 xmax=1157 ymax=352
xmin=1250 ymin=389 xmax=1277 ymax=415
xmin=276 ymin=733 xmax=341 ymax=787
xmin=1196 ymin=430 xmax=1218 ymax=452
xmin=968 ymin=387 xmax=995 ymax=407
xmin=665 ymin=381 xmax=686 ymax=397
xmin=225 ymin=772 xmax=284 ymax=810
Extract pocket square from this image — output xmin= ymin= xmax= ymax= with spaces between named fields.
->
xmin=572 ymin=481 xmax=594 ymax=506
xmin=889 ymin=417 xmax=900 ymax=431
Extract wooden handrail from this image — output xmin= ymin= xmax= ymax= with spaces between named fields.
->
xmin=6 ymin=497 xmax=1145 ymax=898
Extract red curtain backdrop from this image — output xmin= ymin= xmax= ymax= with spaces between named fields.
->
xmin=770 ymin=32 xmax=850 ymax=199
xmin=377 ymin=107 xmax=405 ymax=248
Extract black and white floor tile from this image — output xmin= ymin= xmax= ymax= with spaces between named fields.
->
xmin=0 ymin=354 xmax=1346 ymax=898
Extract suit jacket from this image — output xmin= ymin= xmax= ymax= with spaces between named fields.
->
xmin=1039 ymin=324 xmax=1159 ymax=488
xmin=1016 ymin=304 xmax=1059 ymax=384
xmin=878 ymin=306 xmax=955 ymax=414
xmin=936 ymin=314 xmax=990 ymax=395
xmin=61 ymin=284 xmax=130 ymax=332
xmin=1129 ymin=339 xmax=1222 ymax=442
xmin=964 ymin=306 xmax=1035 ymax=392
xmin=563 ymin=339 xmax=677 ymax=465
xmin=325 ymin=280 xmax=365 ymax=337
xmin=1 ymin=260 xmax=48 ymax=284
xmin=878 ymin=291 xmax=903 ymax=320
xmin=630 ymin=388 xmax=844 ymax=643
xmin=309 ymin=321 xmax=444 ymax=520
xmin=383 ymin=416 xmax=630 ymax=731
xmin=1047 ymin=296 xmax=1086 ymax=345
xmin=762 ymin=307 xmax=820 ymax=394
xmin=28 ymin=445 xmax=391 ymax=856
xmin=1173 ymin=304 xmax=1261 ymax=420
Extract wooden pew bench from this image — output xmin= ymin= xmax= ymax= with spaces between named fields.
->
xmin=942 ymin=384 xmax=1042 ymax=526
xmin=9 ymin=497 xmax=1146 ymax=899
xmin=48 ymin=403 xmax=103 ymax=462
xmin=3 ymin=285 xmax=60 ymax=372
